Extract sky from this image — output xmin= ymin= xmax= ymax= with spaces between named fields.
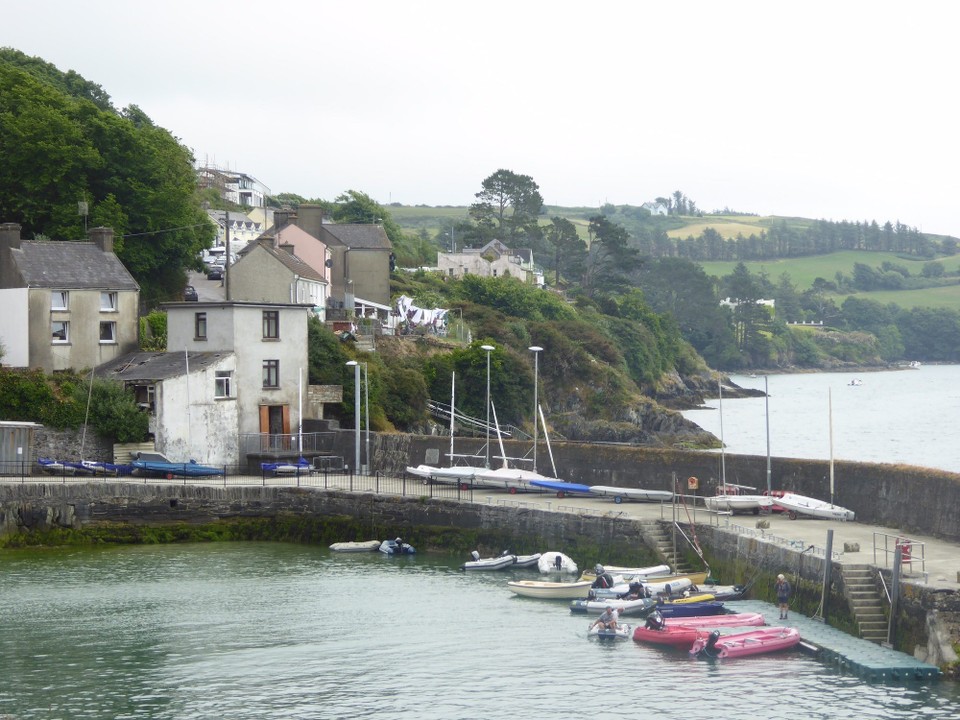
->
xmin=4 ymin=1 xmax=960 ymax=235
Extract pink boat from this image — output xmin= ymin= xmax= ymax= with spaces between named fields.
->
xmin=632 ymin=612 xmax=766 ymax=647
xmin=690 ymin=626 xmax=801 ymax=658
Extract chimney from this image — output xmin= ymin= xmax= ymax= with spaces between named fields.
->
xmin=274 ymin=210 xmax=291 ymax=231
xmin=0 ymin=222 xmax=22 ymax=254
xmin=279 ymin=242 xmax=296 ymax=256
xmin=296 ymin=204 xmax=326 ymax=238
xmin=89 ymin=226 xmax=114 ymax=254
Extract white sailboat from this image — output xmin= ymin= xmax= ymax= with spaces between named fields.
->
xmin=406 ymin=372 xmax=486 ymax=485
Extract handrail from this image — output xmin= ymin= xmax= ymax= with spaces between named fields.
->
xmin=878 ymin=568 xmax=891 ymax=604
xmin=872 ymin=531 xmax=926 ymax=580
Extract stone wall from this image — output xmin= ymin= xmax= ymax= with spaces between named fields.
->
xmin=347 ymin=432 xmax=960 ymax=543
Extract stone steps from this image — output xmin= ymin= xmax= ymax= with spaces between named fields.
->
xmin=841 ymin=565 xmax=889 ymax=644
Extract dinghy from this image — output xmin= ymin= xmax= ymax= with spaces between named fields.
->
xmin=588 ymin=623 xmax=632 ymax=641
xmin=379 ymin=538 xmax=416 ymax=555
xmin=506 ymin=579 xmax=593 ymax=600
xmin=537 ymin=552 xmax=579 ymax=574
xmin=460 ymin=550 xmax=516 ymax=571
xmin=570 ymin=597 xmax=658 ymax=616
xmin=329 ymin=540 xmax=380 ymax=552
xmin=690 ymin=626 xmax=801 ymax=658
xmin=632 ymin=611 xmax=766 ymax=647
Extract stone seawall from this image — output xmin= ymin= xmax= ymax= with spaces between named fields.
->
xmin=345 ymin=432 xmax=960 ymax=543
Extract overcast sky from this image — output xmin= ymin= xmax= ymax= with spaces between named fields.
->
xmin=5 ymin=1 xmax=959 ymax=235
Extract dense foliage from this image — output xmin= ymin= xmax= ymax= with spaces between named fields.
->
xmin=0 ymin=368 xmax=148 ymax=442
xmin=0 ymin=48 xmax=214 ymax=308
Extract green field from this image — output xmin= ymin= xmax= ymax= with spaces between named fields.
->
xmin=699 ymin=251 xmax=960 ymax=311
xmin=387 ymin=205 xmax=960 ymax=310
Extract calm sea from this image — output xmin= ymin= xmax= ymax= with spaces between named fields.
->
xmin=681 ymin=364 xmax=960 ymax=475
xmin=0 ymin=542 xmax=956 ymax=719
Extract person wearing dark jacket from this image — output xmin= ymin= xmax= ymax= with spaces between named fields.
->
xmin=775 ymin=573 xmax=792 ymax=620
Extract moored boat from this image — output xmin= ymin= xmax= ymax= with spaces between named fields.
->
xmin=690 ymin=626 xmax=801 ymax=658
xmin=776 ymin=492 xmax=855 ymax=521
xmin=570 ymin=597 xmax=658 ymax=616
xmin=261 ymin=457 xmax=312 ymax=475
xmin=513 ymin=552 xmax=542 ymax=568
xmin=537 ymin=552 xmax=579 ymax=574
xmin=379 ymin=538 xmax=416 ymax=555
xmin=579 ymin=564 xmax=671 ymax=582
xmin=507 ymin=579 xmax=593 ymax=600
xmin=655 ymin=600 xmax=726 ymax=618
xmin=329 ymin=540 xmax=381 ymax=552
xmin=632 ymin=611 xmax=766 ymax=647
xmin=461 ymin=550 xmax=516 ymax=571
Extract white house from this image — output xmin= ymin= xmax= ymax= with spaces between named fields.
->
xmin=642 ymin=201 xmax=669 ymax=216
xmin=437 ymin=240 xmax=542 ymax=286
xmin=96 ymin=350 xmax=239 ymax=467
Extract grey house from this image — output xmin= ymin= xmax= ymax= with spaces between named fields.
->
xmin=0 ymin=223 xmax=140 ymax=372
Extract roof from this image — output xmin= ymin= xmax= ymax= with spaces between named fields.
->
xmin=95 ymin=351 xmax=232 ymax=382
xmin=320 ymin=223 xmax=392 ymax=250
xmin=239 ymin=240 xmax=326 ymax=283
xmin=10 ymin=241 xmax=139 ymax=290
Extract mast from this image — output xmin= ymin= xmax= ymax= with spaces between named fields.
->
xmin=718 ymin=378 xmax=726 ymax=491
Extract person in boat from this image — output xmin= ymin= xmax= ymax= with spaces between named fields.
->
xmin=775 ymin=573 xmax=792 ymax=620
xmin=591 ymin=606 xmax=619 ymax=632
xmin=618 ymin=581 xmax=647 ymax=600
xmin=591 ymin=564 xmax=616 ymax=589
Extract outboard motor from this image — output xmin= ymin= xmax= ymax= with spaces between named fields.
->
xmin=471 ymin=550 xmax=480 ymax=561
xmin=645 ymin=611 xmax=664 ymax=631
xmin=698 ymin=630 xmax=723 ymax=658
xmin=554 ymin=555 xmax=563 ymax=571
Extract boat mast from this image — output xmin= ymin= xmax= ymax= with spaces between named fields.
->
xmin=539 ymin=404 xmax=558 ymax=478
xmin=449 ymin=372 xmax=455 ymax=463
xmin=718 ymin=378 xmax=726 ymax=491
xmin=491 ymin=401 xmax=508 ymax=469
xmin=828 ymin=387 xmax=835 ymax=506
xmin=765 ymin=375 xmax=771 ymax=497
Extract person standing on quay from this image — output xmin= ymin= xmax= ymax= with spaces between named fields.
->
xmin=776 ymin=573 xmax=792 ymax=620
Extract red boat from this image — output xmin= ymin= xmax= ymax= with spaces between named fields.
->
xmin=762 ymin=489 xmax=787 ymax=513
xmin=690 ymin=626 xmax=801 ymax=658
xmin=632 ymin=612 xmax=766 ymax=647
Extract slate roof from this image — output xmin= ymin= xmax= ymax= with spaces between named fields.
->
xmin=10 ymin=241 xmax=139 ymax=290
xmin=95 ymin=351 xmax=232 ymax=381
xmin=320 ymin=223 xmax=392 ymax=250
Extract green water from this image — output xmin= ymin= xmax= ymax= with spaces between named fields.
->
xmin=1 ymin=542 xmax=956 ymax=719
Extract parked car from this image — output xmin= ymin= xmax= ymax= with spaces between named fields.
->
xmin=183 ymin=285 xmax=199 ymax=301
xmin=206 ymin=264 xmax=224 ymax=280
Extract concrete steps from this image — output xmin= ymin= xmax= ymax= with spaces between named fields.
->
xmin=842 ymin=564 xmax=889 ymax=643
xmin=639 ymin=520 xmax=693 ymax=573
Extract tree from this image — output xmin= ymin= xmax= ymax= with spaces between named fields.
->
xmin=580 ymin=216 xmax=641 ymax=299
xmin=469 ymin=169 xmax=544 ymax=245
xmin=0 ymin=52 xmax=214 ymax=307
xmin=542 ymin=217 xmax=586 ymax=286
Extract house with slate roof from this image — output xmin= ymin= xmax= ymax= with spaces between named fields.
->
xmin=96 ymin=350 xmax=238 ymax=467
xmin=438 ymin=239 xmax=543 ymax=286
xmin=291 ymin=205 xmax=393 ymax=308
xmin=231 ymin=237 xmax=328 ymax=318
xmin=0 ymin=223 xmax=139 ymax=372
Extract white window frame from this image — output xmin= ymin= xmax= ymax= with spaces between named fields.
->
xmin=51 ymin=290 xmax=69 ymax=310
xmin=99 ymin=321 xmax=117 ymax=344
xmin=100 ymin=291 xmax=118 ymax=311
xmin=215 ymin=370 xmax=233 ymax=398
xmin=52 ymin=320 xmax=69 ymax=343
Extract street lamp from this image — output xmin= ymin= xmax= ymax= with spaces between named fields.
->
xmin=528 ymin=345 xmax=543 ymax=473
xmin=346 ymin=361 xmax=361 ymax=473
xmin=481 ymin=344 xmax=495 ymax=468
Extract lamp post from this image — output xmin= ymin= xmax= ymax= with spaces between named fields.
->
xmin=481 ymin=344 xmax=495 ymax=468
xmin=528 ymin=345 xmax=543 ymax=473
xmin=362 ymin=361 xmax=369 ymax=473
xmin=346 ymin=361 xmax=360 ymax=473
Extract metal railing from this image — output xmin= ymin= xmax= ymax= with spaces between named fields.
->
xmin=873 ymin=531 xmax=927 ymax=581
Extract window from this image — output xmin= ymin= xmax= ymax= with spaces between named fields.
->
xmin=51 ymin=320 xmax=69 ymax=343
xmin=100 ymin=292 xmax=117 ymax=311
xmin=262 ymin=359 xmax=279 ymax=388
xmin=262 ymin=310 xmax=279 ymax=339
xmin=99 ymin=321 xmax=116 ymax=343
xmin=215 ymin=370 xmax=233 ymax=398
xmin=195 ymin=312 xmax=207 ymax=340
xmin=51 ymin=290 xmax=69 ymax=310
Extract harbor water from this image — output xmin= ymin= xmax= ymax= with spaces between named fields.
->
xmin=681 ymin=364 xmax=960 ymax=475
xmin=1 ymin=542 xmax=957 ymax=719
